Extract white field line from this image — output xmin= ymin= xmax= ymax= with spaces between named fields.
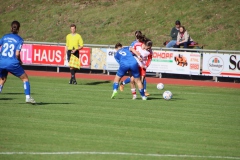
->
xmin=0 ymin=152 xmax=239 ymax=159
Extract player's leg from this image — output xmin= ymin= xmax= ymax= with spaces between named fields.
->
xmin=119 ymin=70 xmax=132 ymax=91
xmin=10 ymin=64 xmax=36 ymax=103
xmin=111 ymin=64 xmax=126 ymax=99
xmin=142 ymin=76 xmax=150 ymax=96
xmin=0 ymin=69 xmax=8 ymax=93
xmin=111 ymin=75 xmax=121 ymax=99
xmin=0 ymin=77 xmax=7 ymax=93
xmin=134 ymin=78 xmax=147 ymax=100
xmin=130 ymin=76 xmax=137 ymax=99
xmin=19 ymin=73 xmax=36 ymax=104
xmin=139 ymin=68 xmax=150 ymax=96
xmin=130 ymin=63 xmax=147 ymax=100
xmin=119 ymin=75 xmax=131 ymax=92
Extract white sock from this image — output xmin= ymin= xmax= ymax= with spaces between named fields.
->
xmin=26 ymin=95 xmax=30 ymax=99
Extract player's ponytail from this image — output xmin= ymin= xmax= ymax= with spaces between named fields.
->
xmin=11 ymin=20 xmax=20 ymax=34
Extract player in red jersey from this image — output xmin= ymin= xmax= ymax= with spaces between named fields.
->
xmin=130 ymin=38 xmax=153 ymax=99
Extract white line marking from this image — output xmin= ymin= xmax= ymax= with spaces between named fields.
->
xmin=0 ymin=152 xmax=239 ymax=159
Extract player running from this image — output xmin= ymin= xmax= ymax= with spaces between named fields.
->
xmin=0 ymin=20 xmax=36 ymax=104
xmin=111 ymin=43 xmax=147 ymax=100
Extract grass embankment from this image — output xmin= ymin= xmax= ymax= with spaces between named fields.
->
xmin=0 ymin=0 xmax=239 ymax=50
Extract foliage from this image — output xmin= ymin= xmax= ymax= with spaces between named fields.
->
xmin=0 ymin=0 xmax=239 ymax=50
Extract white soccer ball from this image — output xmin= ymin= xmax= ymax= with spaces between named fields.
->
xmin=163 ymin=90 xmax=173 ymax=100
xmin=157 ymin=83 xmax=164 ymax=90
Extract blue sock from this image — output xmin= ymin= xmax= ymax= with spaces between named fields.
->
xmin=123 ymin=77 xmax=131 ymax=85
xmin=139 ymin=88 xmax=145 ymax=97
xmin=113 ymin=82 xmax=119 ymax=91
xmin=143 ymin=79 xmax=147 ymax=91
xmin=0 ymin=85 xmax=3 ymax=93
xmin=23 ymin=81 xmax=30 ymax=96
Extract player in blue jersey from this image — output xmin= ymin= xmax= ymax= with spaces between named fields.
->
xmin=119 ymin=31 xmax=152 ymax=98
xmin=119 ymin=31 xmax=143 ymax=92
xmin=0 ymin=21 xmax=36 ymax=104
xmin=111 ymin=43 xmax=147 ymax=100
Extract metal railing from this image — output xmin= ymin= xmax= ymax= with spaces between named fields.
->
xmin=24 ymin=41 xmax=240 ymax=82
xmin=25 ymin=41 xmax=240 ymax=53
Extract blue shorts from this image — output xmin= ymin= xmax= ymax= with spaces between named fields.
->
xmin=0 ymin=63 xmax=25 ymax=78
xmin=117 ymin=61 xmax=140 ymax=78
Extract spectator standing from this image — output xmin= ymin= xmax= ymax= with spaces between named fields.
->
xmin=66 ymin=24 xmax=83 ymax=85
xmin=174 ymin=26 xmax=194 ymax=48
xmin=166 ymin=20 xmax=181 ymax=48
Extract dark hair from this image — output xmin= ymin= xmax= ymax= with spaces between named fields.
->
xmin=135 ymin=30 xmax=142 ymax=37
xmin=179 ymin=26 xmax=186 ymax=33
xmin=115 ymin=42 xmax=122 ymax=49
xmin=175 ymin=20 xmax=181 ymax=25
xmin=138 ymin=35 xmax=148 ymax=43
xmin=70 ymin=24 xmax=76 ymax=28
xmin=134 ymin=30 xmax=145 ymax=42
xmin=143 ymin=37 xmax=153 ymax=47
xmin=11 ymin=20 xmax=20 ymax=34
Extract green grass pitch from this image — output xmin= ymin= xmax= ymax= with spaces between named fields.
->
xmin=0 ymin=75 xmax=240 ymax=160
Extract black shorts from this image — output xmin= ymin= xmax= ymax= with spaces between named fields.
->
xmin=67 ymin=50 xmax=79 ymax=62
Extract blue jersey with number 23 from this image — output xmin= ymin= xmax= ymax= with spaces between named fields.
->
xmin=0 ymin=33 xmax=23 ymax=67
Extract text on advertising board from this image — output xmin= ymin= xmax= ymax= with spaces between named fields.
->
xmin=32 ymin=45 xmax=65 ymax=65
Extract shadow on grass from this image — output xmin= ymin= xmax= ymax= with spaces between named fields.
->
xmin=85 ymin=80 xmax=111 ymax=85
xmin=146 ymin=97 xmax=162 ymax=100
xmin=18 ymin=102 xmax=73 ymax=105
xmin=147 ymin=96 xmax=184 ymax=101
xmin=0 ymin=98 xmax=14 ymax=100
xmin=3 ymin=93 xmax=23 ymax=95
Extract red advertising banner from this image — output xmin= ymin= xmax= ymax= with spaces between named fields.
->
xmin=79 ymin=47 xmax=91 ymax=68
xmin=32 ymin=45 xmax=65 ymax=65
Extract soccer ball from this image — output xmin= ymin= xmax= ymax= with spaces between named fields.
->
xmin=157 ymin=83 xmax=164 ymax=90
xmin=163 ymin=91 xmax=173 ymax=100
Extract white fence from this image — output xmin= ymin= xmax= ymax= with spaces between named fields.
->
xmin=23 ymin=41 xmax=240 ymax=80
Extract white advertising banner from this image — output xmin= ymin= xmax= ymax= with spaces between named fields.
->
xmin=147 ymin=51 xmax=201 ymax=75
xmin=106 ymin=48 xmax=119 ymax=70
xmin=202 ymin=53 xmax=240 ymax=77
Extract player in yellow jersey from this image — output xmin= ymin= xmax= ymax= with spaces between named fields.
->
xmin=66 ymin=24 xmax=83 ymax=84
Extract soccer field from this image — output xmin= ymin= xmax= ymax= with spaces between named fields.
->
xmin=0 ymin=75 xmax=240 ymax=160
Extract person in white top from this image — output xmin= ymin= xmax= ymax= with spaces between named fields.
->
xmin=174 ymin=26 xmax=193 ymax=48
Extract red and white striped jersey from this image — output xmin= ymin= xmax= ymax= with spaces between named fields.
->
xmin=133 ymin=42 xmax=153 ymax=68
